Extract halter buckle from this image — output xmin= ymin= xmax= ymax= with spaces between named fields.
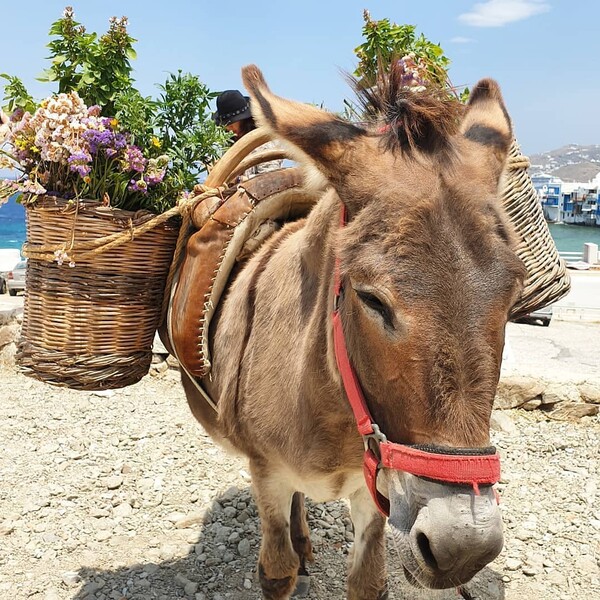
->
xmin=363 ymin=423 xmax=387 ymax=452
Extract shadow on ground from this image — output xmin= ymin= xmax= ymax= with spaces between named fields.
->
xmin=70 ymin=487 xmax=505 ymax=600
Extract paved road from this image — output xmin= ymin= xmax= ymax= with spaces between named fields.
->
xmin=503 ymin=319 xmax=600 ymax=382
xmin=553 ymin=269 xmax=600 ymax=322
xmin=0 ymin=294 xmax=23 ymax=311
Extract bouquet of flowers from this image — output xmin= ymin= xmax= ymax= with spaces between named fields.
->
xmin=0 ymin=7 xmax=236 ymax=391
xmin=0 ymin=7 xmax=231 ymax=215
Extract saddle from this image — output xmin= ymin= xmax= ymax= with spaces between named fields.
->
xmin=164 ymin=135 xmax=322 ymax=380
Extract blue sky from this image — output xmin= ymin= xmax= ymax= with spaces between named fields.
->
xmin=0 ymin=0 xmax=598 ymax=154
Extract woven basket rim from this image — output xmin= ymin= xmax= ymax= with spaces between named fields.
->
xmin=25 ymin=194 xmax=177 ymax=226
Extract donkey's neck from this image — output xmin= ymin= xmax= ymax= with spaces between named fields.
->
xmin=296 ymin=189 xmax=351 ymax=411
xmin=211 ymin=187 xmax=358 ymax=452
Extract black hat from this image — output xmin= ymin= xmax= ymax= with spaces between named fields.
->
xmin=213 ymin=90 xmax=252 ymax=126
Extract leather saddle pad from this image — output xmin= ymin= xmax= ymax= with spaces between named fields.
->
xmin=167 ymin=167 xmax=321 ymax=378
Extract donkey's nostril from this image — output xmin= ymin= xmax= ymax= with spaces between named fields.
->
xmin=416 ymin=532 xmax=438 ymax=571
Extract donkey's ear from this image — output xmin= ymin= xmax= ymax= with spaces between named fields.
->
xmin=460 ymin=79 xmax=512 ymax=179
xmin=241 ymin=65 xmax=369 ymax=179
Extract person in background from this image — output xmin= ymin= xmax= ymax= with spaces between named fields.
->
xmin=213 ymin=89 xmax=283 ymax=178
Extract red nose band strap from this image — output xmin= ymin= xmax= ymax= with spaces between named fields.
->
xmin=379 ymin=443 xmax=501 ymax=488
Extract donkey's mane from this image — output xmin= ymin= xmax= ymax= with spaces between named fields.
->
xmin=350 ymin=61 xmax=464 ymax=156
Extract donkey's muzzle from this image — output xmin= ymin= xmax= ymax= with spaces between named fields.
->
xmin=388 ymin=474 xmax=503 ymax=589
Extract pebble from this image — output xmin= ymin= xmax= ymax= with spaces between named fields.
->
xmin=237 ymin=538 xmax=251 ymax=557
xmin=104 ymin=476 xmax=123 ymax=490
xmin=1 ymin=368 xmax=599 ymax=599
xmin=61 ymin=572 xmax=81 ymax=587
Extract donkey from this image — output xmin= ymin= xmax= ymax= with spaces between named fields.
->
xmin=179 ymin=64 xmax=526 ymax=599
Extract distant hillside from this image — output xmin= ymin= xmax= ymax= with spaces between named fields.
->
xmin=529 ymin=144 xmax=600 ymax=182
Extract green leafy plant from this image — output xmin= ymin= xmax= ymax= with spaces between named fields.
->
xmin=153 ymin=71 xmax=230 ymax=193
xmin=37 ymin=7 xmax=136 ymax=115
xmin=351 ymin=10 xmax=469 ymax=104
xmin=0 ymin=7 xmax=231 ymax=214
xmin=0 ymin=74 xmax=37 ymax=114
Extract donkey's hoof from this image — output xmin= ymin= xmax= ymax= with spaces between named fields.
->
xmin=291 ymin=574 xmax=311 ymax=597
xmin=258 ymin=563 xmax=296 ymax=600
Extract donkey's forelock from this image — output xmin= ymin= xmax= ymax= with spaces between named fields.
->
xmin=350 ymin=60 xmax=464 ymax=156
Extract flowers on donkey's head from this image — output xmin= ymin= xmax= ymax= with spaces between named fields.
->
xmin=396 ymin=53 xmax=428 ymax=92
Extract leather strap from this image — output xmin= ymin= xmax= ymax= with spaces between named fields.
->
xmin=170 ymin=168 xmax=306 ymax=377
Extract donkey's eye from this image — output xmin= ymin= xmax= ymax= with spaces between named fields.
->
xmin=356 ymin=290 xmax=394 ymax=328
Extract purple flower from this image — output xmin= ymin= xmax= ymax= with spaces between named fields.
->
xmin=82 ymin=129 xmax=127 ymax=156
xmin=82 ymin=129 xmax=111 ymax=155
xmin=146 ymin=172 xmax=165 ymax=185
xmin=87 ymin=105 xmax=101 ymax=117
xmin=68 ymin=151 xmax=92 ymax=177
xmin=113 ymin=132 xmax=127 ymax=150
xmin=10 ymin=108 xmax=24 ymax=122
xmin=128 ymin=178 xmax=148 ymax=194
xmin=122 ymin=145 xmax=146 ymax=173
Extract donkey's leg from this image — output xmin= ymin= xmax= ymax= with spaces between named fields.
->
xmin=251 ymin=459 xmax=300 ymax=600
xmin=290 ymin=492 xmax=313 ymax=597
xmin=347 ymin=487 xmax=388 ymax=600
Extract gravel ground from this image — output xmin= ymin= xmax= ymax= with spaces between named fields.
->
xmin=1 ymin=366 xmax=599 ymax=600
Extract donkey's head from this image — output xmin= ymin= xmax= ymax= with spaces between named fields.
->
xmin=242 ymin=65 xmax=526 ymax=589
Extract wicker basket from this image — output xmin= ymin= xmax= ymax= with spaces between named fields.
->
xmin=17 ymin=196 xmax=180 ymax=390
xmin=502 ymin=140 xmax=571 ymax=320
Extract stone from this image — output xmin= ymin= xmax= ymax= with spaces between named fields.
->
xmin=542 ymin=382 xmax=581 ymax=406
xmin=184 ymin=581 xmax=199 ymax=595
xmin=166 ymin=355 xmax=180 ymax=369
xmin=167 ymin=511 xmax=188 ymax=524
xmin=104 ymin=476 xmax=123 ymax=490
xmin=579 ymin=382 xmax=600 ymax=404
xmin=0 ymin=521 xmax=14 ymax=536
xmin=522 ymin=564 xmax=540 ymax=576
xmin=0 ymin=342 xmax=17 ymax=366
xmin=575 ymin=556 xmax=600 ymax=575
xmin=521 ymin=398 xmax=542 ymax=410
xmin=237 ymin=538 xmax=251 ymax=557
xmin=550 ymin=402 xmax=599 ymax=421
xmin=112 ymin=502 xmax=133 ymax=517
xmin=495 ymin=376 xmax=544 ymax=410
xmin=490 ymin=411 xmax=519 ymax=435
xmin=547 ymin=570 xmax=567 ymax=586
xmin=0 ymin=323 xmax=20 ymax=347
xmin=61 ymin=572 xmax=81 ymax=587
xmin=175 ymin=511 xmax=207 ymax=529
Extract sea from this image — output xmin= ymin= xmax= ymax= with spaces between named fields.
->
xmin=1 ymin=194 xmax=600 ymax=255
xmin=0 ymin=194 xmax=25 ymax=251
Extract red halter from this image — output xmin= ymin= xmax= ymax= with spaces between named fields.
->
xmin=332 ymin=204 xmax=501 ymax=516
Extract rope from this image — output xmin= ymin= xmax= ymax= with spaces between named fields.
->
xmin=506 ymin=154 xmax=530 ymax=170
xmin=21 ymin=185 xmax=228 ymax=264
